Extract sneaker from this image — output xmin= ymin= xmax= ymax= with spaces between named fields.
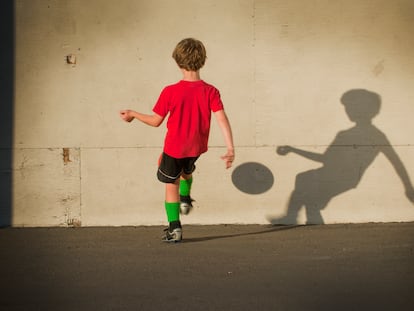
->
xmin=162 ymin=227 xmax=182 ymax=243
xmin=180 ymin=195 xmax=194 ymax=215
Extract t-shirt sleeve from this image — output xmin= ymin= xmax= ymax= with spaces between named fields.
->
xmin=210 ymin=87 xmax=224 ymax=112
xmin=152 ymin=87 xmax=170 ymax=117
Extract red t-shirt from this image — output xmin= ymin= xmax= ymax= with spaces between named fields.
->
xmin=153 ymin=80 xmax=224 ymax=158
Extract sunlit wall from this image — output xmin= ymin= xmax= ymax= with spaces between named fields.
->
xmin=9 ymin=0 xmax=414 ymax=226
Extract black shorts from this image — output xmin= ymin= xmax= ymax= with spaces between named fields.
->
xmin=157 ymin=152 xmax=199 ymax=183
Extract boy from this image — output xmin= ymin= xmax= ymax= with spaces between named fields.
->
xmin=120 ymin=38 xmax=235 ymax=242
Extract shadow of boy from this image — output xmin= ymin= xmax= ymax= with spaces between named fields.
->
xmin=268 ymin=89 xmax=414 ymax=225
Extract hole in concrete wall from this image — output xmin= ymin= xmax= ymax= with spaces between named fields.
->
xmin=66 ymin=54 xmax=76 ymax=65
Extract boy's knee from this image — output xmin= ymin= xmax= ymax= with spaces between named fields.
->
xmin=181 ymin=172 xmax=192 ymax=180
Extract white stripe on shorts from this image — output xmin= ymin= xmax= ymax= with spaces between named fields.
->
xmin=158 ymin=168 xmax=182 ymax=180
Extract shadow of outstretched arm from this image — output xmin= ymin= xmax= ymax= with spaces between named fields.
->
xmin=277 ymin=145 xmax=324 ymax=163
xmin=381 ymin=145 xmax=414 ymax=203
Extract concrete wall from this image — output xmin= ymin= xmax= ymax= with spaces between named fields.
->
xmin=5 ymin=0 xmax=414 ymax=226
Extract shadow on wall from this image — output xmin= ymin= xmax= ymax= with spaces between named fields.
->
xmin=232 ymin=162 xmax=274 ymax=195
xmin=0 ymin=1 xmax=14 ymax=227
xmin=268 ymin=89 xmax=414 ymax=225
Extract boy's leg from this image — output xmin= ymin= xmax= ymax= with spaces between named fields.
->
xmin=180 ymin=173 xmax=194 ymax=215
xmin=180 ymin=173 xmax=193 ymax=196
xmin=179 ymin=156 xmax=198 ymax=215
xmin=166 ymin=178 xmax=180 ymax=202
xmin=163 ymin=180 xmax=182 ymax=242
xmin=157 ymin=153 xmax=182 ymax=242
xmin=165 ymin=180 xmax=181 ymax=228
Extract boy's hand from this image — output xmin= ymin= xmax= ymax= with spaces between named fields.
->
xmin=221 ymin=150 xmax=235 ymax=169
xmin=120 ymin=110 xmax=134 ymax=122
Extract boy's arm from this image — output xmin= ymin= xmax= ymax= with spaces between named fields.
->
xmin=120 ymin=110 xmax=164 ymax=127
xmin=214 ymin=109 xmax=235 ymax=169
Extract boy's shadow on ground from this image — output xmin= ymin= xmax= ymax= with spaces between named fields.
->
xmin=268 ymin=89 xmax=414 ymax=225
xmin=182 ymin=225 xmax=299 ymax=243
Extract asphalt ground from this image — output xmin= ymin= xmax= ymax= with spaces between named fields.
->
xmin=1 ymin=223 xmax=414 ymax=311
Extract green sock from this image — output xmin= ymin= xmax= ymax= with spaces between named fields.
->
xmin=179 ymin=177 xmax=193 ymax=196
xmin=165 ymin=202 xmax=180 ymax=222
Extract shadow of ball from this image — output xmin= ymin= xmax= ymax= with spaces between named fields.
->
xmin=231 ymin=162 xmax=274 ymax=195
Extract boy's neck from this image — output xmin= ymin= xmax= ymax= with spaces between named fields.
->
xmin=181 ymin=69 xmax=201 ymax=81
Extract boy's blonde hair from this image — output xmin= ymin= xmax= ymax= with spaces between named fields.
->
xmin=172 ymin=38 xmax=206 ymax=71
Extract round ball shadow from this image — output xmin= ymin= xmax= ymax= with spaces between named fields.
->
xmin=231 ymin=162 xmax=274 ymax=195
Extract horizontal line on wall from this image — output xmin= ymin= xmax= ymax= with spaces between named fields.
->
xmin=2 ymin=144 xmax=414 ymax=151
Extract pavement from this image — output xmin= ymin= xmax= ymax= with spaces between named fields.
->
xmin=1 ymin=223 xmax=414 ymax=311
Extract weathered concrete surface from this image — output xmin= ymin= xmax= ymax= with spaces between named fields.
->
xmin=1 ymin=223 xmax=413 ymax=310
xmin=5 ymin=0 xmax=414 ymax=226
xmin=12 ymin=148 xmax=81 ymax=226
